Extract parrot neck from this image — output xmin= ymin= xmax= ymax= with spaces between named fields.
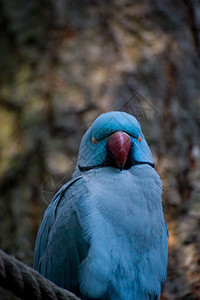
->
xmin=78 ymin=161 xmax=155 ymax=172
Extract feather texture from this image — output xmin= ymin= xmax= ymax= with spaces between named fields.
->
xmin=34 ymin=111 xmax=168 ymax=300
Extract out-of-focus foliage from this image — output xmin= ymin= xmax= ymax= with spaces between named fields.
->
xmin=0 ymin=0 xmax=199 ymax=299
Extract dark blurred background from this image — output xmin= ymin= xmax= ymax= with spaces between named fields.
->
xmin=0 ymin=1 xmax=199 ymax=299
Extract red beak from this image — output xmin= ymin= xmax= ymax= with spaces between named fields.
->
xmin=107 ymin=131 xmax=131 ymax=169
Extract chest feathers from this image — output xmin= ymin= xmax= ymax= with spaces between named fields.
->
xmin=75 ymin=165 xmax=167 ymax=300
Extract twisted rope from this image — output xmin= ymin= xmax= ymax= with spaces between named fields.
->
xmin=0 ymin=249 xmax=81 ymax=300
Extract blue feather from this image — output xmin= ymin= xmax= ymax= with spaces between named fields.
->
xmin=34 ymin=111 xmax=168 ymax=299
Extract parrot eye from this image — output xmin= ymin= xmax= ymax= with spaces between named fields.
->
xmin=92 ymin=137 xmax=98 ymax=144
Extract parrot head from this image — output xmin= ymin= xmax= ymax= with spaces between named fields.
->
xmin=73 ymin=111 xmax=154 ymax=176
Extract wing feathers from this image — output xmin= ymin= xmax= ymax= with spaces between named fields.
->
xmin=33 ymin=177 xmax=87 ymax=291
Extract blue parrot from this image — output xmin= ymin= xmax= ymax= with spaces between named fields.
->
xmin=34 ymin=111 xmax=168 ymax=300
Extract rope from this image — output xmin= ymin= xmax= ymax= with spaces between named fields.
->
xmin=0 ymin=249 xmax=81 ymax=300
